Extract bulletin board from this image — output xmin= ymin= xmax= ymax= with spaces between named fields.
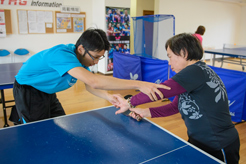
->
xmin=55 ymin=11 xmax=86 ymax=33
xmin=0 ymin=9 xmax=12 ymax=34
xmin=17 ymin=9 xmax=54 ymax=34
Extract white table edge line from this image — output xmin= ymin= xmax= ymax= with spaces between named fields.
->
xmin=0 ymin=105 xmax=114 ymax=130
xmin=139 ymin=145 xmax=188 ymax=164
xmin=144 ymin=118 xmax=225 ymax=164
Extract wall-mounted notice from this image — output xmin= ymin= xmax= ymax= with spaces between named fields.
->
xmin=17 ymin=10 xmax=54 ymax=34
xmin=56 ymin=13 xmax=71 ymax=29
xmin=18 ymin=10 xmax=28 ymax=34
xmin=55 ymin=11 xmax=86 ymax=33
xmin=72 ymin=14 xmax=85 ymax=32
xmin=0 ymin=9 xmax=12 ymax=35
xmin=0 ymin=10 xmax=6 ymax=37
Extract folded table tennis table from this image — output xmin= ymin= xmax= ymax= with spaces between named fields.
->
xmin=205 ymin=46 xmax=246 ymax=71
xmin=0 ymin=62 xmax=23 ymax=127
xmin=0 ymin=106 xmax=225 ymax=164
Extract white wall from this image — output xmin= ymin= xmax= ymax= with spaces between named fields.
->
xmin=238 ymin=5 xmax=246 ymax=45
xmin=0 ymin=0 xmax=93 ymax=55
xmin=158 ymin=0 xmax=242 ymax=49
xmin=105 ymin=0 xmax=130 ymax=8
xmin=136 ymin=0 xmax=154 ymax=16
xmin=92 ymin=0 xmax=105 ymax=29
xmin=92 ymin=0 xmax=106 ymax=74
xmin=154 ymin=0 xmax=160 ymax=15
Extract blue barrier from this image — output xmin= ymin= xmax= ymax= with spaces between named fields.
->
xmin=113 ymin=52 xmax=142 ymax=80
xmin=209 ymin=66 xmax=246 ymax=122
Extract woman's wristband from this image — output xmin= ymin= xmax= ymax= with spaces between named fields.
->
xmin=126 ymin=96 xmax=142 ymax=121
xmin=127 ymin=96 xmax=135 ymax=108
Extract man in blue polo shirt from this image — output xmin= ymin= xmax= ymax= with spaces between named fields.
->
xmin=13 ymin=28 xmax=170 ymax=124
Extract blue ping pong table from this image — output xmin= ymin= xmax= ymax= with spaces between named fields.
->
xmin=205 ymin=47 xmax=246 ymax=70
xmin=0 ymin=63 xmax=23 ymax=127
xmin=0 ymin=106 xmax=225 ymax=164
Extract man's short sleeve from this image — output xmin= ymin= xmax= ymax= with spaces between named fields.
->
xmin=46 ymin=45 xmax=82 ymax=77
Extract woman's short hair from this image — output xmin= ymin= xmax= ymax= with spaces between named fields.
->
xmin=75 ymin=28 xmax=110 ymax=52
xmin=195 ymin=25 xmax=206 ymax=35
xmin=165 ymin=33 xmax=203 ymax=61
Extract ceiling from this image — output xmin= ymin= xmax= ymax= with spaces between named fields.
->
xmin=207 ymin=0 xmax=246 ymax=5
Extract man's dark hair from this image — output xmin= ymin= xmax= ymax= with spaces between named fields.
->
xmin=165 ymin=33 xmax=203 ymax=61
xmin=75 ymin=28 xmax=110 ymax=52
xmin=195 ymin=25 xmax=206 ymax=35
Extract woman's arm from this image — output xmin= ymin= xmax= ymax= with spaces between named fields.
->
xmin=127 ymin=96 xmax=179 ymax=119
xmin=131 ymin=78 xmax=186 ymax=106
xmin=149 ymin=96 xmax=179 ymax=117
xmin=114 ymin=78 xmax=185 ymax=115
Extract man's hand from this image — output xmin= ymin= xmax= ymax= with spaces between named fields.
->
xmin=138 ymin=82 xmax=170 ymax=101
xmin=107 ymin=94 xmax=120 ymax=106
xmin=112 ymin=94 xmax=130 ymax=115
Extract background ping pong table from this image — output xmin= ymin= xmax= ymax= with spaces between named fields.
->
xmin=0 ymin=62 xmax=23 ymax=127
xmin=0 ymin=106 xmax=224 ymax=164
xmin=204 ymin=46 xmax=246 ymax=71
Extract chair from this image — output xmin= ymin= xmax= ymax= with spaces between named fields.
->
xmin=0 ymin=49 xmax=12 ymax=64
xmin=13 ymin=48 xmax=30 ymax=63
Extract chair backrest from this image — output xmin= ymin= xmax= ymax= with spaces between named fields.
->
xmin=13 ymin=48 xmax=30 ymax=63
xmin=14 ymin=48 xmax=29 ymax=56
xmin=0 ymin=49 xmax=12 ymax=64
xmin=0 ymin=49 xmax=10 ymax=56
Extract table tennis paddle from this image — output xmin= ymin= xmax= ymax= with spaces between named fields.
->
xmin=123 ymin=95 xmax=142 ymax=121
xmin=123 ymin=109 xmax=142 ymax=121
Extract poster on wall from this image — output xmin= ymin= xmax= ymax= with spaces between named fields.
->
xmin=56 ymin=13 xmax=71 ymax=29
xmin=106 ymin=6 xmax=131 ymax=72
xmin=73 ymin=17 xmax=84 ymax=32
xmin=0 ymin=10 xmax=6 ymax=37
xmin=0 ymin=24 xmax=6 ymax=37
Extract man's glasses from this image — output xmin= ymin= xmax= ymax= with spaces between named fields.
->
xmin=84 ymin=48 xmax=105 ymax=61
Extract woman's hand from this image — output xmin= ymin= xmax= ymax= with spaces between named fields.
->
xmin=129 ymin=108 xmax=151 ymax=118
